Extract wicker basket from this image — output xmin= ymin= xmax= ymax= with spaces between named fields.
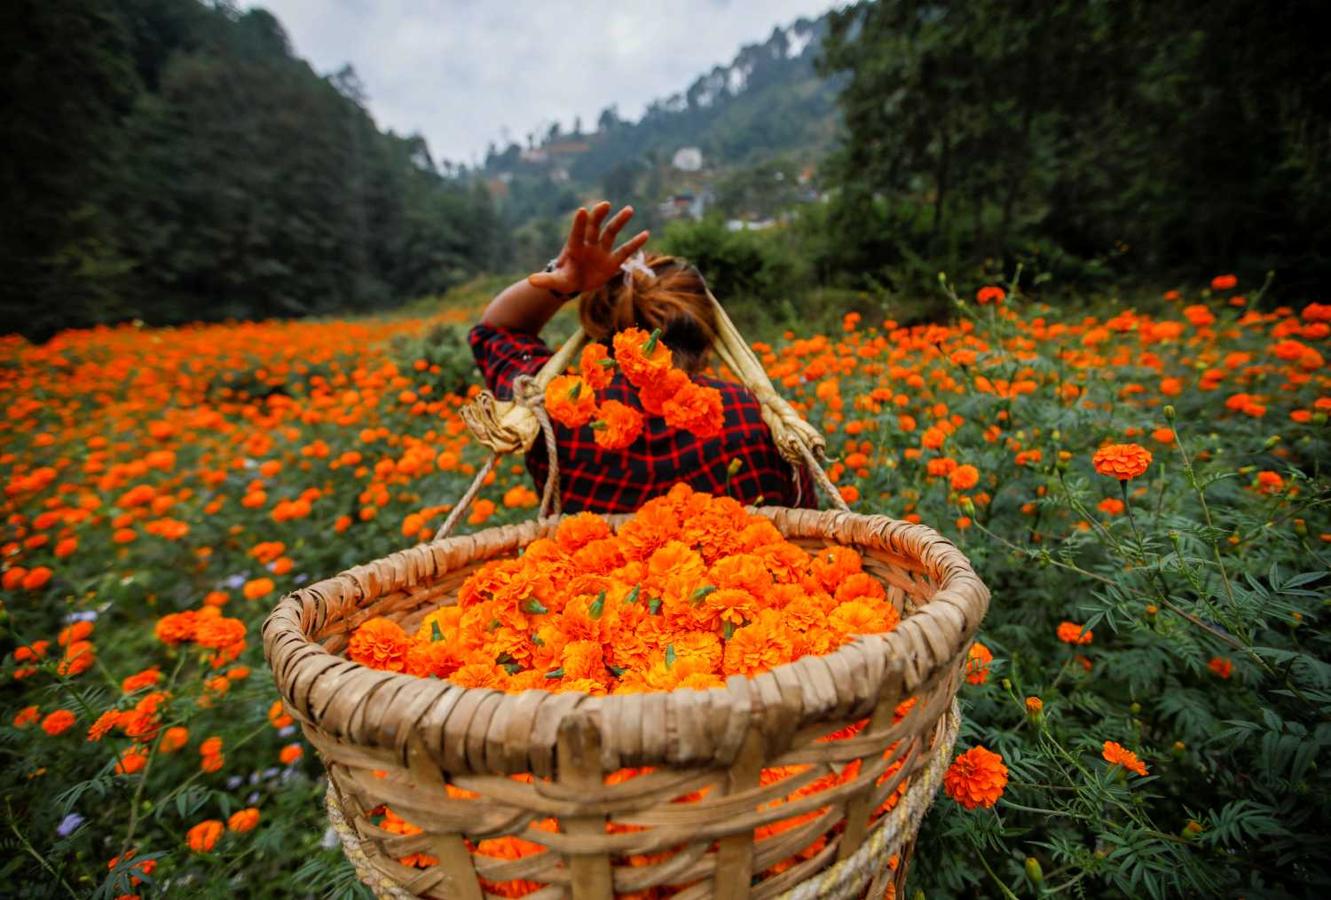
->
xmin=263 ymin=506 xmax=988 ymax=899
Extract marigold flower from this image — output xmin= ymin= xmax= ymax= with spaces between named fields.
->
xmin=59 ymin=620 xmax=93 ymax=646
xmin=115 ymin=748 xmax=148 ymax=775
xmin=227 ymin=808 xmax=260 ymax=833
xmin=1207 ymin=656 xmax=1233 ymax=679
xmin=87 ymin=709 xmax=121 ymax=742
xmin=1025 ymin=696 xmax=1043 ymax=715
xmin=13 ymin=705 xmax=41 ymax=728
xmin=965 ymin=642 xmax=993 ymax=685
xmin=591 ymin=399 xmax=644 ymax=450
xmin=579 ymin=342 xmax=614 ymax=391
xmin=944 ymin=746 xmax=1008 ymax=809
xmin=545 ymin=374 xmax=598 ymax=429
xmin=187 ymin=820 xmax=224 ymax=853
xmin=267 ymin=700 xmax=294 ymax=729
xmin=159 ymin=726 xmax=189 ymax=753
xmin=1057 ymin=621 xmax=1093 ymax=645
xmin=22 ymin=566 xmax=53 ymax=590
xmin=348 ymin=617 xmax=410 ymax=672
xmin=950 ymin=464 xmax=980 ymax=491
xmin=155 ymin=610 xmax=197 ymax=644
xmin=279 ymin=743 xmax=304 ymax=765
xmin=57 ymin=642 xmax=95 ymax=677
xmin=194 ymin=616 xmax=246 ymax=649
xmin=976 ymin=286 xmax=1006 ymax=305
xmin=1102 ymin=740 xmax=1148 ymax=776
xmin=242 ymin=577 xmax=275 ymax=601
xmin=612 ymin=327 xmax=672 ymax=388
xmin=1092 ymin=443 xmax=1152 ymax=481
xmin=121 ymin=667 xmax=162 ymax=694
xmin=662 ymin=380 xmax=724 ymax=439
xmin=1210 ymin=274 xmax=1237 ymax=291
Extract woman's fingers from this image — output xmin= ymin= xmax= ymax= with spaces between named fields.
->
xmin=611 ymin=230 xmax=650 ymax=264
xmin=585 ymin=201 xmax=611 ymax=245
xmin=600 ymin=206 xmax=635 ymax=250
xmin=566 ymin=207 xmax=588 ymax=250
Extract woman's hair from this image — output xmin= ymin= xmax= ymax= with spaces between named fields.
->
xmin=579 ymin=253 xmax=717 ymax=373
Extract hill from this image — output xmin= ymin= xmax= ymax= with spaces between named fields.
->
xmin=475 ymin=14 xmax=844 ymax=256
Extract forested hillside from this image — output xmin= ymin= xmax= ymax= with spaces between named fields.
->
xmin=1 ymin=0 xmax=501 ymax=338
xmin=472 ymin=16 xmax=842 ymax=270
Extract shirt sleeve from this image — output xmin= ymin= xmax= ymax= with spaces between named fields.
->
xmin=468 ymin=324 xmax=553 ymax=400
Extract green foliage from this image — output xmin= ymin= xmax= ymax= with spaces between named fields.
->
xmin=1 ymin=0 xmax=501 ymax=339
xmin=817 ymin=0 xmax=1331 ymax=299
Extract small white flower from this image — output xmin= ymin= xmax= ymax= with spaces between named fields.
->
xmin=321 ymin=826 xmax=340 ymax=849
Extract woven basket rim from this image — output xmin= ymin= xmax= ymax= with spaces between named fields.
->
xmin=262 ymin=506 xmax=989 ymax=777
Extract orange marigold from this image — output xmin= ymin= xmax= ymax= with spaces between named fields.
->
xmin=662 ymin=380 xmax=724 ymax=439
xmin=579 ymin=342 xmax=615 ymax=391
xmin=592 ymin=399 xmax=644 ymax=450
xmin=1057 ymin=621 xmax=1094 ymax=645
xmin=227 ymin=808 xmax=260 ymax=833
xmin=41 ymin=709 xmax=76 ymax=736
xmin=1102 ymin=740 xmax=1148 ymax=776
xmin=155 ymin=611 xmax=197 ymax=644
xmin=965 ymin=642 xmax=993 ymax=685
xmin=545 ymin=375 xmax=597 ymax=429
xmin=612 ymin=327 xmax=672 ymax=388
xmin=186 ymin=820 xmax=224 ymax=853
xmin=1092 ymin=443 xmax=1152 ymax=481
xmin=347 ymin=617 xmax=410 ymax=672
xmin=944 ymin=746 xmax=1008 ymax=809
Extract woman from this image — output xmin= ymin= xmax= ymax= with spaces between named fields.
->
xmin=469 ymin=200 xmax=811 ymax=513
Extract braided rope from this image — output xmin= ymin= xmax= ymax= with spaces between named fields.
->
xmin=326 ymin=780 xmax=422 ymax=900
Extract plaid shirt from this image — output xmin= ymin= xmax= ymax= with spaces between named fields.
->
xmin=469 ymin=324 xmax=813 ymax=514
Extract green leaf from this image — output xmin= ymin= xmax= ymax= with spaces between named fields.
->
xmin=430 ymin=621 xmax=443 ymax=642
xmin=545 ymin=667 xmax=564 ymax=679
xmin=606 ymin=664 xmax=625 ymax=677
xmin=690 ymin=585 xmax=717 ymax=605
xmin=723 ymin=621 xmax=736 ymax=640
xmin=589 ymin=590 xmax=606 ymax=620
xmin=523 ymin=598 xmax=548 ymax=615
xmin=624 ymin=585 xmax=641 ymax=605
xmin=648 ymin=597 xmax=662 ymax=615
xmin=665 ymin=644 xmax=677 ymax=669
xmin=568 ymin=381 xmax=581 ymax=399
xmin=643 ymin=328 xmax=662 ymax=353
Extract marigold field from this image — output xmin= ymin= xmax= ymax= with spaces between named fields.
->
xmin=2 ymin=277 xmax=1329 ymax=898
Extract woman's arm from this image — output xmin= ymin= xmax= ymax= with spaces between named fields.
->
xmin=479 ymin=201 xmax=649 ymax=335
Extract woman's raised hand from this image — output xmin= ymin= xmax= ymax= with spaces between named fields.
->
xmin=528 ymin=201 xmax=649 ymax=296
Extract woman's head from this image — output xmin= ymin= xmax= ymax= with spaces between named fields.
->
xmin=579 ymin=253 xmax=716 ymax=373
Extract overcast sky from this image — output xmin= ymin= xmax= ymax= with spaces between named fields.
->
xmin=249 ymin=0 xmax=843 ymax=167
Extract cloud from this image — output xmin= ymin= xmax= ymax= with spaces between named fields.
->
xmin=249 ymin=0 xmax=842 ymax=166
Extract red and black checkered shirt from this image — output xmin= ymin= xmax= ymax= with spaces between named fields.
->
xmin=469 ymin=324 xmax=813 ymax=514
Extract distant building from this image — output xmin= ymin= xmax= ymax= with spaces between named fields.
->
xmin=672 ymin=147 xmax=703 ymax=172
xmin=657 ymin=192 xmax=708 ymax=221
xmin=725 ymin=218 xmax=776 ymax=232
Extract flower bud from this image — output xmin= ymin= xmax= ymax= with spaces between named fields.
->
xmin=1001 ymin=678 xmax=1012 ymax=691
xmin=1025 ymin=857 xmax=1044 ymax=884
xmin=1263 ymin=435 xmax=1281 ymax=449
xmin=1172 ymin=740 xmax=1186 ymax=756
xmin=1163 ymin=405 xmax=1176 ymax=421
xmin=1182 ymin=820 xmax=1203 ymax=838
xmin=1129 ymin=702 xmax=1141 ymax=715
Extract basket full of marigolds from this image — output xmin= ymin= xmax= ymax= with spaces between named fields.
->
xmin=263 ymin=315 xmax=990 ymax=900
